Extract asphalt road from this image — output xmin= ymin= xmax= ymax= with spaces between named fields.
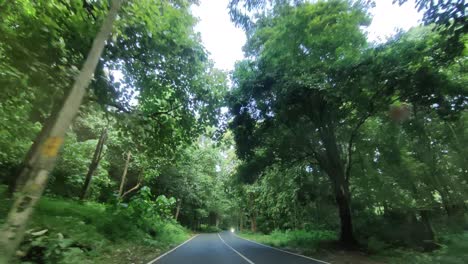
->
xmin=149 ymin=231 xmax=328 ymax=264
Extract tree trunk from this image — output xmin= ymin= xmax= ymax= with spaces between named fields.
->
xmin=174 ymin=200 xmax=181 ymax=221
xmin=317 ymin=117 xmax=358 ymax=247
xmin=323 ymin=165 xmax=356 ymax=246
xmin=0 ymin=2 xmax=121 ymax=263
xmin=120 ymin=175 xmax=143 ymax=199
xmin=250 ymin=213 xmax=257 ymax=232
xmin=216 ymin=217 xmax=220 ymax=228
xmin=419 ymin=210 xmax=435 ymax=238
xmin=80 ymin=128 xmax=107 ymax=200
xmin=334 ymin=178 xmax=355 ymax=246
xmin=437 ymin=187 xmax=466 ymax=227
xmin=9 ymin=111 xmax=57 ymax=195
xmin=239 ymin=212 xmax=244 ymax=232
xmin=408 ymin=180 xmax=436 ymax=247
xmin=118 ymin=151 xmax=131 ymax=197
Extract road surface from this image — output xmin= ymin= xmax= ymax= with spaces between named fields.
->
xmin=149 ymin=231 xmax=328 ymax=264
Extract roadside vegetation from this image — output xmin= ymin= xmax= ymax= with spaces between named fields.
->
xmin=0 ymin=0 xmax=231 ymax=263
xmin=238 ymin=231 xmax=468 ymax=264
xmin=0 ymin=185 xmax=190 ymax=264
xmin=0 ymin=0 xmax=466 ymax=263
xmin=227 ymin=0 xmax=467 ymax=262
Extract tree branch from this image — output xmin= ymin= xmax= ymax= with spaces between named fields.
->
xmin=345 ymin=113 xmax=371 ymax=183
xmin=121 ymin=174 xmax=143 ymax=199
xmin=88 ymin=96 xmax=183 ymax=120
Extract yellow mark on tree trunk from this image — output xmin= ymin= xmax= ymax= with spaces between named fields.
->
xmin=41 ymin=137 xmax=64 ymax=157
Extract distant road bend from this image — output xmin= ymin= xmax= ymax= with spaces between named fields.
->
xmin=148 ymin=231 xmax=329 ymax=264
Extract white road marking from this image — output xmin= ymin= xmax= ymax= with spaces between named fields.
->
xmin=217 ymin=233 xmax=255 ymax=264
xmin=233 ymin=233 xmax=330 ymax=264
xmin=147 ymin=234 xmax=199 ymax=264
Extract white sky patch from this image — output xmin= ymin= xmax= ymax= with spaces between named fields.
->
xmin=192 ymin=0 xmax=423 ymax=72
xmin=192 ymin=0 xmax=246 ymax=72
xmin=367 ymin=0 xmax=422 ymax=43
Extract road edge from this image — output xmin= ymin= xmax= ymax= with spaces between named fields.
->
xmin=146 ymin=234 xmax=199 ymax=264
xmin=233 ymin=233 xmax=330 ymax=264
xmin=217 ymin=233 xmax=255 ymax=264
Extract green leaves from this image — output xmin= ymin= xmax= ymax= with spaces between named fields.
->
xmin=100 ymin=0 xmax=228 ymax=161
xmin=228 ymin=0 xmax=467 ymax=247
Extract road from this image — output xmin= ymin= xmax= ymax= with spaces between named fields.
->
xmin=149 ymin=231 xmax=328 ymax=264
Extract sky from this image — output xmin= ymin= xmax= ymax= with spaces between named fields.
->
xmin=191 ymin=0 xmax=423 ymax=72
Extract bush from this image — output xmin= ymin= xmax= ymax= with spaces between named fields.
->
xmin=199 ymin=224 xmax=221 ymax=233
xmin=19 ymin=230 xmax=91 ymax=264
xmin=367 ymin=236 xmax=390 ymax=253
xmin=152 ymin=221 xmax=189 ymax=245
xmin=1 ymin=190 xmax=190 ymax=263
xmin=240 ymin=229 xmax=337 ymax=252
xmin=376 ymin=232 xmax=468 ymax=264
xmin=108 ymin=187 xmax=176 ymax=233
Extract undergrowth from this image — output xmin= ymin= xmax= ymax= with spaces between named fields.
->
xmin=0 ymin=185 xmax=190 ymax=264
xmin=240 ymin=228 xmax=468 ymax=264
xmin=374 ymin=232 xmax=468 ymax=264
xmin=239 ymin=229 xmax=337 ymax=255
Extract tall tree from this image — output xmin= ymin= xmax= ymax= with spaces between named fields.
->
xmin=0 ymin=1 xmax=122 ymax=262
xmin=229 ymin=0 xmax=372 ymax=245
xmin=228 ymin=0 xmax=466 ymax=246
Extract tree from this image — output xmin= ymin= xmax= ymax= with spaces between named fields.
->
xmin=228 ymin=0 xmax=466 ymax=246
xmin=118 ymin=151 xmax=131 ymax=197
xmin=0 ymin=1 xmax=122 ymax=262
xmin=394 ymin=0 xmax=467 ymax=58
xmin=229 ymin=0 xmax=372 ymax=246
xmin=80 ymin=127 xmax=108 ymax=200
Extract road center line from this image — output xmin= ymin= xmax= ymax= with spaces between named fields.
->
xmin=147 ymin=234 xmax=199 ymax=264
xmin=217 ymin=233 xmax=255 ymax=264
xmin=233 ymin=233 xmax=330 ymax=264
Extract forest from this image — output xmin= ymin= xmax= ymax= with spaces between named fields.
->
xmin=0 ymin=0 xmax=466 ymax=263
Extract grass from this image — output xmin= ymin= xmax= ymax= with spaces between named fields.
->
xmin=239 ymin=229 xmax=337 ymax=256
xmin=239 ymin=228 xmax=468 ymax=264
xmin=0 ymin=185 xmax=191 ymax=264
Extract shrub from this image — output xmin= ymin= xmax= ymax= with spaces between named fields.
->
xmin=367 ymin=236 xmax=390 ymax=253
xmin=240 ymin=229 xmax=337 ymax=252
xmin=199 ymin=224 xmax=221 ymax=233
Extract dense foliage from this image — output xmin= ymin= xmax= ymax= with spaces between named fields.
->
xmin=0 ymin=0 xmax=466 ymax=263
xmin=227 ymin=0 xmax=467 ymax=258
xmin=0 ymin=0 xmax=231 ymax=262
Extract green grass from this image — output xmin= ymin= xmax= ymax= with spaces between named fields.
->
xmin=0 ymin=185 xmax=191 ymax=264
xmin=239 ymin=228 xmax=468 ymax=264
xmin=239 ymin=229 xmax=337 ymax=255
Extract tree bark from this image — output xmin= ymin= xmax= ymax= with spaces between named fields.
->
xmin=250 ymin=213 xmax=257 ymax=232
xmin=175 ymin=200 xmax=181 ymax=221
xmin=239 ymin=211 xmax=244 ymax=232
xmin=0 ymin=2 xmax=122 ymax=263
xmin=120 ymin=175 xmax=143 ymax=199
xmin=80 ymin=128 xmax=107 ymax=200
xmin=118 ymin=151 xmax=131 ymax=197
xmin=334 ymin=178 xmax=355 ymax=246
xmin=316 ymin=115 xmax=358 ymax=247
xmin=323 ymin=165 xmax=356 ymax=246
xmin=9 ymin=112 xmax=57 ymax=195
